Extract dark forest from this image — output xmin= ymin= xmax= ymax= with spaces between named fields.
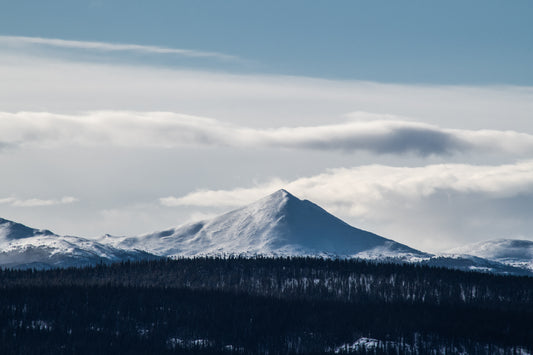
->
xmin=0 ymin=257 xmax=531 ymax=354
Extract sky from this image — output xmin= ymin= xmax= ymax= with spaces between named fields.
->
xmin=0 ymin=0 xmax=532 ymax=252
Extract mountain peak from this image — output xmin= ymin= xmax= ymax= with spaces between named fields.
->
xmin=265 ymin=189 xmax=297 ymax=202
xmin=275 ymin=188 xmax=293 ymax=196
xmin=0 ymin=217 xmax=55 ymax=240
xmin=244 ymin=189 xmax=300 ymax=216
xmin=124 ymin=190 xmax=426 ymax=259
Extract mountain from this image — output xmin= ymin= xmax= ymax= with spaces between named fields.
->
xmin=0 ymin=218 xmax=158 ymax=269
xmin=0 ymin=217 xmax=55 ymax=239
xmin=447 ymin=239 xmax=533 ymax=272
xmin=1 ymin=191 xmax=531 ymax=275
xmin=103 ymin=190 xmax=531 ymax=275
xmin=105 ymin=189 xmax=430 ymax=260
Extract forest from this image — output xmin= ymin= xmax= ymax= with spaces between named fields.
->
xmin=0 ymin=257 xmax=531 ymax=354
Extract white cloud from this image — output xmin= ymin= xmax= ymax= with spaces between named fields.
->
xmin=162 ymin=161 xmax=533 ymax=208
xmin=0 ymin=198 xmax=16 ymax=205
xmin=2 ymin=111 xmax=533 ymax=157
xmin=0 ymin=196 xmax=78 ymax=207
xmin=160 ymin=180 xmax=285 ymax=208
xmin=1 ymin=53 xmax=532 ymax=134
xmin=0 ymin=35 xmax=239 ymax=61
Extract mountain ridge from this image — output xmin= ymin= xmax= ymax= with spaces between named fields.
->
xmin=0 ymin=190 xmax=531 ymax=274
xmin=0 ymin=217 xmax=54 ymax=240
xmin=448 ymin=239 xmax=533 ymax=272
xmin=0 ymin=218 xmax=158 ymax=269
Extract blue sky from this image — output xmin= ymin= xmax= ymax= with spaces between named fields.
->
xmin=1 ymin=0 xmax=532 ymax=84
xmin=0 ymin=1 xmax=533 ymax=251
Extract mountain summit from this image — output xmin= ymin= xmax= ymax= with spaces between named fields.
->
xmin=0 ymin=217 xmax=54 ymax=240
xmin=109 ymin=189 xmax=428 ymax=259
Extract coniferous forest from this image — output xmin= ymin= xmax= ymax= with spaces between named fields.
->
xmin=0 ymin=257 xmax=532 ymax=354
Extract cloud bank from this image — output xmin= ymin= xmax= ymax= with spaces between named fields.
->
xmin=161 ymin=161 xmax=533 ymax=209
xmin=2 ymin=111 xmax=533 ymax=156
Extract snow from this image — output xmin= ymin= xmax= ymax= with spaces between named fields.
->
xmin=166 ymin=337 xmax=212 ymax=349
xmin=334 ymin=337 xmax=381 ymax=353
xmin=448 ymin=239 xmax=533 ymax=271
xmin=333 ymin=337 xmax=532 ymax=354
xmin=0 ymin=218 xmax=157 ymax=269
xmin=0 ymin=190 xmax=531 ymax=274
xmin=107 ymin=189 xmax=429 ymax=260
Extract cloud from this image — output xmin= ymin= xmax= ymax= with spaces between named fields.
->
xmin=2 ymin=111 xmax=533 ymax=157
xmin=1 ymin=51 xmax=532 ymax=135
xmin=0 ymin=35 xmax=240 ymax=61
xmin=160 ymin=162 xmax=533 ymax=251
xmin=160 ymin=181 xmax=285 ymax=208
xmin=161 ymin=161 xmax=533 ymax=208
xmin=0 ymin=196 xmax=78 ymax=207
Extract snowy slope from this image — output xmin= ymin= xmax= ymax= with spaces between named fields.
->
xmin=1 ymin=191 xmax=531 ymax=275
xmin=104 ymin=190 xmax=531 ymax=275
xmin=447 ymin=239 xmax=533 ymax=272
xmin=0 ymin=218 xmax=157 ymax=269
xmin=418 ymin=253 xmax=531 ymax=275
xmin=106 ymin=190 xmax=430 ymax=259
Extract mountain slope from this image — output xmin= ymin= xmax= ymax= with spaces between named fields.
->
xmin=105 ymin=190 xmax=531 ymax=275
xmin=1 ymin=191 xmax=531 ymax=275
xmin=0 ymin=217 xmax=54 ymax=239
xmin=0 ymin=218 xmax=157 ymax=269
xmin=107 ymin=189 xmax=430 ymax=259
xmin=448 ymin=239 xmax=533 ymax=272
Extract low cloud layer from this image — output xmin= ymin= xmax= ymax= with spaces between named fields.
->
xmin=0 ymin=196 xmax=78 ymax=207
xmin=162 ymin=161 xmax=533 ymax=208
xmin=2 ymin=111 xmax=533 ymax=157
xmin=0 ymin=35 xmax=239 ymax=61
xmin=161 ymin=161 xmax=533 ymax=251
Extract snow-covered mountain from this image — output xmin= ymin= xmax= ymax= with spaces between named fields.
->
xmin=100 ymin=190 xmax=530 ymax=275
xmin=0 ymin=190 xmax=531 ymax=275
xmin=447 ymin=239 xmax=533 ymax=272
xmin=104 ymin=189 xmax=429 ymax=260
xmin=0 ymin=217 xmax=158 ymax=269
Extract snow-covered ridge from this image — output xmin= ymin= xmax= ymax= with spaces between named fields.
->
xmin=0 ymin=217 xmax=54 ymax=240
xmin=0 ymin=190 xmax=531 ymax=274
xmin=0 ymin=218 xmax=157 ymax=269
xmin=448 ymin=239 xmax=533 ymax=272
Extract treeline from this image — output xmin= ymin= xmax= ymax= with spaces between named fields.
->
xmin=2 ymin=257 xmax=532 ymax=308
xmin=0 ymin=257 xmax=531 ymax=354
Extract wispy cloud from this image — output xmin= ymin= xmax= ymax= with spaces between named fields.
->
xmin=0 ymin=196 xmax=78 ymax=207
xmin=2 ymin=111 xmax=533 ymax=156
xmin=159 ymin=182 xmax=285 ymax=208
xmin=0 ymin=35 xmax=239 ymax=61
